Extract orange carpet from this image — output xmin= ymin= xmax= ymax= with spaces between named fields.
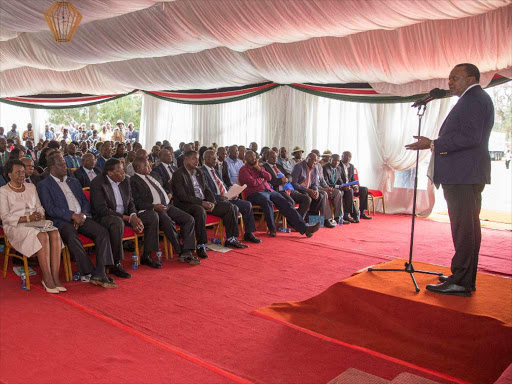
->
xmin=255 ymin=259 xmax=512 ymax=384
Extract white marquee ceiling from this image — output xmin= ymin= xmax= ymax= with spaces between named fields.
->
xmin=0 ymin=0 xmax=510 ymax=96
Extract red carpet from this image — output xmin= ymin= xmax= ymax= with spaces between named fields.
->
xmin=255 ymin=259 xmax=512 ymax=384
xmin=1 ymin=214 xmax=511 ymax=384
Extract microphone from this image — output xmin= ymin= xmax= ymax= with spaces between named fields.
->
xmin=412 ymin=88 xmax=449 ymax=108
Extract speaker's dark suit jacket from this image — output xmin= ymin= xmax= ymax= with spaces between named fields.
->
xmin=90 ymin=174 xmax=136 ymax=219
xmin=73 ymin=166 xmax=101 ymax=189
xmin=37 ymin=175 xmax=91 ymax=230
xmin=172 ymin=167 xmax=216 ymax=206
xmin=152 ymin=162 xmax=177 ymax=193
xmin=433 ymin=85 xmax=494 ymax=185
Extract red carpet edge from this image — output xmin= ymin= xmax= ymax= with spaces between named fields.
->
xmin=250 ymin=310 xmax=469 ymax=384
xmin=6 ymin=272 xmax=254 ymax=384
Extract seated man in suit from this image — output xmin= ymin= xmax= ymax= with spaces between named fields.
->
xmin=21 ymin=157 xmax=42 ymax=185
xmin=152 ymin=149 xmax=177 ymax=194
xmin=239 ymin=150 xmax=320 ymax=238
xmin=95 ymin=141 xmax=112 ymax=170
xmin=130 ymin=158 xmax=199 ymax=265
xmin=202 ymin=150 xmax=261 ymax=244
xmin=73 ymin=153 xmax=101 ymax=189
xmin=216 ymin=146 xmax=230 ymax=186
xmin=172 ymin=150 xmax=247 ymax=259
xmin=176 ymin=143 xmax=193 ymax=169
xmin=91 ymin=158 xmax=161 ymax=275
xmin=263 ymin=150 xmax=311 ymax=218
xmin=37 ymin=153 xmax=116 ymax=288
xmin=291 ymin=153 xmax=336 ymax=228
xmin=64 ymin=143 xmax=82 ymax=169
xmin=340 ymin=151 xmax=372 ymax=221
xmin=323 ymin=154 xmax=351 ymax=224
xmin=311 ymin=149 xmax=344 ymax=224
xmin=226 ymin=145 xmax=244 ymax=185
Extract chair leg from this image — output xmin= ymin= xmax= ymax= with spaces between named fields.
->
xmin=3 ymin=246 xmax=9 ymax=278
xmin=382 ymin=197 xmax=386 ymax=214
xmin=23 ymin=256 xmax=31 ymax=290
xmin=240 ymin=217 xmax=245 ymax=238
xmin=163 ymin=235 xmax=169 ymax=260
xmin=67 ymin=248 xmax=73 ymax=281
xmin=219 ymin=222 xmax=225 ymax=245
xmin=134 ymin=237 xmax=140 ymax=265
xmin=62 ymin=249 xmax=69 ymax=283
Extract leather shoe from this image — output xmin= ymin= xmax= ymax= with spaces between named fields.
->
xmin=109 ymin=263 xmax=131 ymax=278
xmin=305 ymin=222 xmax=321 ymax=238
xmin=179 ymin=251 xmax=201 ymax=265
xmin=342 ymin=219 xmax=350 ymax=224
xmin=426 ymin=281 xmax=471 ymax=297
xmin=344 ymin=216 xmax=356 ymax=223
xmin=269 ymin=231 xmax=277 ymax=237
xmin=196 ymin=247 xmax=208 ymax=259
xmin=324 ymin=219 xmax=336 ymax=228
xmin=243 ymin=233 xmax=261 ymax=243
xmin=225 ymin=238 xmax=248 ymax=249
xmin=360 ymin=213 xmax=372 ymax=220
xmin=140 ymin=255 xmax=162 ymax=269
xmin=438 ymin=275 xmax=476 ymax=291
xmin=90 ymin=276 xmax=117 ymax=289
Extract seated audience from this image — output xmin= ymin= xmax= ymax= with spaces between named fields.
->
xmin=37 ymin=154 xmax=116 ymax=288
xmin=21 ymin=157 xmax=42 ymax=185
xmin=64 ymin=143 xmax=82 ymax=169
xmin=202 ymin=150 xmax=261 ymax=243
xmin=291 ymin=153 xmax=336 ymax=228
xmin=152 ymin=149 xmax=177 ymax=194
xmin=130 ymin=158 xmax=199 ymax=265
xmin=340 ymin=151 xmax=372 ymax=221
xmin=113 ymin=143 xmax=127 ymax=159
xmin=148 ymin=145 xmax=161 ymax=164
xmin=172 ymin=151 xmax=247 ymax=259
xmin=249 ymin=142 xmax=258 ymax=154
xmin=126 ymin=148 xmax=147 ymax=177
xmin=90 ymin=158 xmax=160 ymax=276
xmin=239 ymin=150 xmax=320 ymax=237
xmin=176 ymin=143 xmax=192 ymax=169
xmin=264 ymin=150 xmax=311 ymax=218
xmin=237 ymin=145 xmax=246 ymax=162
xmin=320 ymin=150 xmax=332 ymax=166
xmin=226 ymin=145 xmax=244 ymax=185
xmin=73 ymin=153 xmax=101 ymax=188
xmin=25 ymin=140 xmax=37 ymax=160
xmin=0 ymin=160 xmax=64 ymax=293
xmin=323 ymin=154 xmax=352 ymax=224
xmin=0 ymin=138 xmax=10 ymax=167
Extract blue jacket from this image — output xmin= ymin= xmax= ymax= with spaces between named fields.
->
xmin=433 ymin=85 xmax=494 ymax=185
xmin=37 ymin=175 xmax=91 ymax=230
xmin=64 ymin=154 xmax=82 ymax=169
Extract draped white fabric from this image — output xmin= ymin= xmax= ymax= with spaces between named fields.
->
xmin=0 ymin=0 xmax=510 ymax=96
xmin=141 ymin=87 xmax=452 ymax=215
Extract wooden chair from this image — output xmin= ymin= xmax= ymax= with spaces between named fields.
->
xmin=1 ymin=226 xmax=71 ymax=289
xmin=368 ymin=189 xmax=385 ymax=215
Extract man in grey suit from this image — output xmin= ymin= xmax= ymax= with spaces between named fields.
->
xmin=406 ymin=63 xmax=494 ymax=297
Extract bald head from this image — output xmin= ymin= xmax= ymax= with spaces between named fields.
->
xmin=21 ymin=157 xmax=35 ymax=177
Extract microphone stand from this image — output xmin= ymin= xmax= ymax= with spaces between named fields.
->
xmin=368 ymin=103 xmax=443 ymax=292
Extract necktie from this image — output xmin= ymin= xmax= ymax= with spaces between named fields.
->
xmin=168 ymin=165 xmax=174 ymax=179
xmin=89 ymin=170 xmax=96 ymax=180
xmin=145 ymin=175 xmax=167 ymax=205
xmin=211 ymin=169 xmax=226 ymax=195
xmin=72 ymin=157 xmax=78 ymax=168
xmin=332 ymin=169 xmax=336 ymax=185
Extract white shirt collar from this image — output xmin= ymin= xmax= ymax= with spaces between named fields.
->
xmin=50 ymin=174 xmax=67 ymax=183
xmin=107 ymin=175 xmax=120 ymax=186
xmin=460 ymin=84 xmax=479 ymax=98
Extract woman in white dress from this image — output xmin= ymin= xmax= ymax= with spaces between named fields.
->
xmin=0 ymin=160 xmax=64 ymax=294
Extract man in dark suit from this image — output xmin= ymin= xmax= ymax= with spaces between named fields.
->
xmin=130 ymin=157 xmax=199 ymax=265
xmin=172 ymin=150 xmax=247 ymax=259
xmin=125 ymin=123 xmax=139 ymax=143
xmin=37 ymin=153 xmax=116 ymax=288
xmin=291 ymin=153 xmax=336 ymax=228
xmin=176 ymin=143 xmax=193 ymax=169
xmin=202 ymin=150 xmax=261 ymax=243
xmin=90 ymin=158 xmax=160 ymax=274
xmin=216 ymin=146 xmax=231 ymax=187
xmin=152 ymin=149 xmax=177 ymax=194
xmin=340 ymin=151 xmax=372 ymax=221
xmin=73 ymin=153 xmax=101 ymax=188
xmin=64 ymin=143 xmax=82 ymax=169
xmin=263 ymin=150 xmax=311 ymax=218
xmin=406 ymin=63 xmax=494 ymax=297
xmin=95 ymin=141 xmax=112 ymax=170
xmin=20 ymin=157 xmax=42 ymax=186
xmin=323 ymin=154 xmax=351 ymax=225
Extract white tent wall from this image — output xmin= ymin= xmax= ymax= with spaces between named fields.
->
xmin=141 ymin=86 xmax=451 ymax=215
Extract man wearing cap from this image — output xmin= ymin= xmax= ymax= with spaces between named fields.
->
xmin=320 ymin=150 xmax=332 ymax=166
xmin=290 ymin=146 xmax=304 ymax=166
xmin=125 ymin=122 xmax=139 ymax=143
xmin=112 ymin=120 xmax=125 ymax=142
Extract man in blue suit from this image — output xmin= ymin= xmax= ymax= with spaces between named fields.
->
xmin=37 ymin=152 xmax=116 ymax=288
xmin=64 ymin=143 xmax=82 ymax=169
xmin=125 ymin=123 xmax=139 ymax=143
xmin=406 ymin=63 xmax=494 ymax=297
xmin=202 ymin=149 xmax=261 ymax=243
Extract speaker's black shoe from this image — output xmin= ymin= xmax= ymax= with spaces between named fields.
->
xmin=426 ymin=281 xmax=471 ymax=297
